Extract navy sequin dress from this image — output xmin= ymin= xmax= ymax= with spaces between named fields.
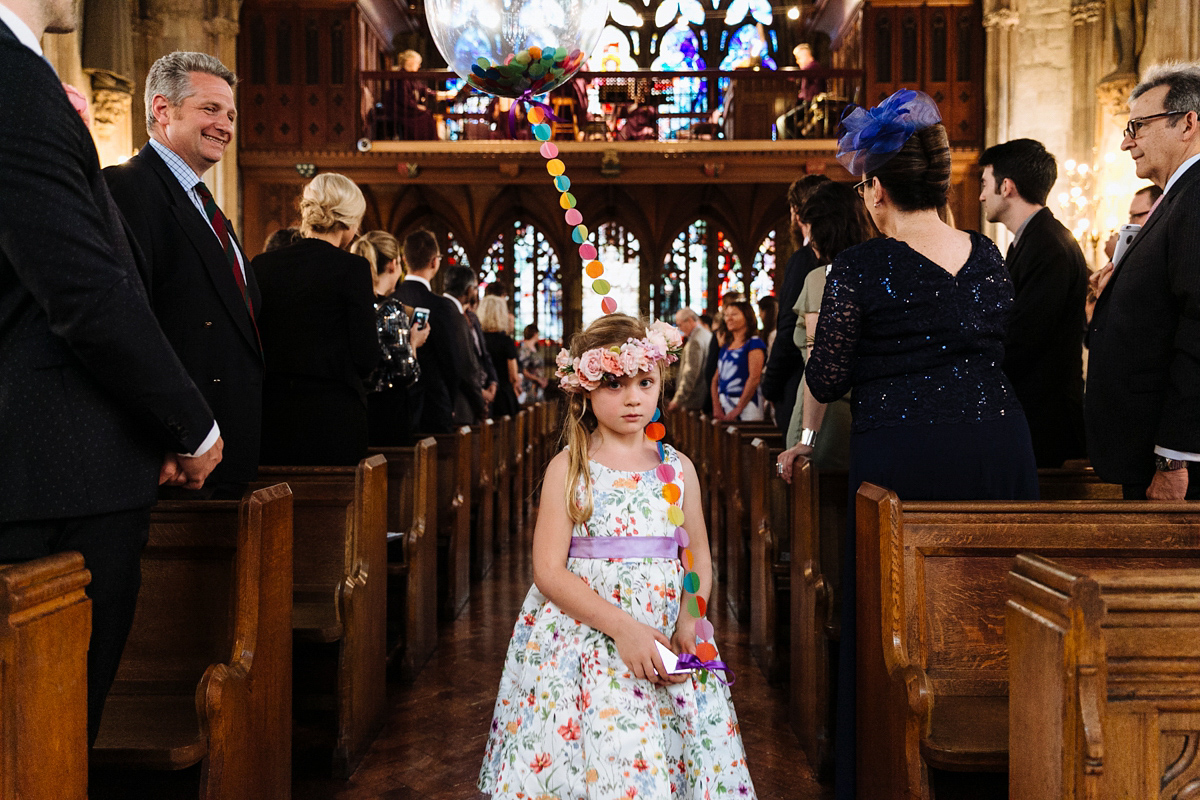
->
xmin=805 ymin=231 xmax=1038 ymax=800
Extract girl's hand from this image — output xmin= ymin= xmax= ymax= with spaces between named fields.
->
xmin=671 ymin=613 xmax=699 ymax=656
xmin=613 ymin=620 xmax=684 ymax=686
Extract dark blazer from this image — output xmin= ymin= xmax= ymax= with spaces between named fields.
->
xmin=251 ymin=238 xmax=379 ymax=465
xmin=1003 ymin=207 xmax=1088 ymax=467
xmin=394 ymin=278 xmax=482 ymax=433
xmin=103 ymin=145 xmax=263 ymax=484
xmin=0 ymin=22 xmax=213 ymax=520
xmin=1086 ymin=158 xmax=1200 ymax=485
xmin=762 ymin=244 xmax=817 ymax=435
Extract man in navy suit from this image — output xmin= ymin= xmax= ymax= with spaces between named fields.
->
xmin=0 ymin=0 xmax=221 ymax=743
xmin=1087 ymin=62 xmax=1200 ymax=500
xmin=979 ymin=138 xmax=1088 ymax=467
xmin=105 ymin=51 xmax=263 ymax=495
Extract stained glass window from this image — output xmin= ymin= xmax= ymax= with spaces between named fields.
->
xmin=749 ymin=230 xmax=775 ymax=304
xmin=483 ymin=221 xmax=564 ymax=346
xmin=444 ymin=230 xmax=470 ymax=271
xmin=584 ymin=223 xmax=642 ymax=328
xmin=663 ymin=219 xmax=739 ymax=315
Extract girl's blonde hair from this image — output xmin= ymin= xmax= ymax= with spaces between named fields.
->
xmin=299 ymin=173 xmax=365 ymax=237
xmin=351 ymin=230 xmax=402 ymax=281
xmin=477 ymin=295 xmax=509 ymax=333
xmin=561 ymin=313 xmax=661 ymax=525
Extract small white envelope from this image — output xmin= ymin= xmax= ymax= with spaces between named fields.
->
xmin=655 ymin=641 xmax=691 ymax=675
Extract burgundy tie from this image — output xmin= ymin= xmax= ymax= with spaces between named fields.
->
xmin=194 ymin=181 xmax=253 ymax=318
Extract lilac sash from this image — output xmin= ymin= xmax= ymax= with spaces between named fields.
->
xmin=568 ymin=536 xmax=679 ymax=559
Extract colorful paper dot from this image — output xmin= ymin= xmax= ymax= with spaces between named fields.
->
xmin=565 ymin=208 xmax=583 ymax=226
xmin=695 ymin=641 xmax=717 ymax=662
xmin=580 ymin=243 xmax=597 ymax=260
xmin=682 ymin=548 xmax=694 ymax=570
xmin=600 ymin=296 xmax=617 ymax=313
xmin=533 ymin=123 xmax=551 ymax=141
xmin=651 ymin=408 xmax=662 ymax=422
xmin=645 ymin=421 xmax=666 ymax=441
xmin=554 ymin=175 xmax=571 ymax=191
xmin=656 ymin=463 xmax=675 ymax=482
xmin=572 ymin=224 xmax=589 ymax=242
xmin=683 ymin=571 xmax=700 ymax=593
xmin=528 ymin=106 xmax=545 ymax=125
xmin=539 ymin=141 xmax=558 ymax=158
xmin=695 ymin=618 xmax=714 ymax=639
xmin=685 ymin=594 xmax=701 ymax=617
xmin=559 ymin=192 xmax=577 ymax=209
xmin=662 ymin=483 xmax=681 ymax=504
xmin=667 ymin=506 xmax=685 ymax=526
xmin=693 ymin=595 xmax=707 ymax=617
xmin=546 ymin=158 xmax=565 ymax=176
xmin=674 ymin=526 xmax=689 ymax=548
xmin=585 ymin=260 xmax=604 ymax=278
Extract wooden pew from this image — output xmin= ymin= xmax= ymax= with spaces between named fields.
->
xmin=1035 ymin=465 xmax=1122 ymax=500
xmin=723 ymin=423 xmax=784 ymax=622
xmin=493 ymin=415 xmax=512 ymax=547
xmin=1008 ymin=554 xmax=1200 ymax=800
xmin=92 ymin=484 xmax=294 ymax=799
xmin=521 ymin=407 xmax=536 ymax=530
xmin=855 ymin=484 xmax=1200 ymax=800
xmin=369 ymin=438 xmax=438 ymax=679
xmin=1 ymin=552 xmax=91 ymax=800
xmin=748 ymin=438 xmax=791 ymax=683
xmin=512 ymin=409 xmax=527 ymax=536
xmin=707 ymin=418 xmax=726 ymax=580
xmin=470 ymin=418 xmax=495 ymax=579
xmin=254 ymin=457 xmax=386 ymax=777
xmin=433 ymin=427 xmax=472 ymax=620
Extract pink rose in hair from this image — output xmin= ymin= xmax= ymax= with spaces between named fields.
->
xmin=599 ymin=348 xmax=622 ymax=376
xmin=644 ymin=328 xmax=669 ymax=355
xmin=555 ymin=348 xmax=573 ymax=369
xmin=576 ymin=349 xmax=606 ymax=383
xmin=618 ymin=343 xmax=644 ymax=375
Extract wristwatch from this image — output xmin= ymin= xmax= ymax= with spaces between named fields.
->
xmin=1155 ymin=455 xmax=1187 ymax=472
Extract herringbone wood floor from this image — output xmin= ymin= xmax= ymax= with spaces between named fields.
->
xmin=296 ymin=523 xmax=829 ymax=800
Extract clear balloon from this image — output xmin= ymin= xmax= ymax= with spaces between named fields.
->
xmin=426 ymin=0 xmax=612 ymax=98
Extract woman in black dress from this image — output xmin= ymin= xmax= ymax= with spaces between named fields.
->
xmin=252 ymin=173 xmax=379 ymax=466
xmin=803 ymin=89 xmax=1038 ymax=799
xmin=477 ymin=295 xmax=519 ymax=420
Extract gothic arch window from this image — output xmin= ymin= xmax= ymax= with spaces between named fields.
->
xmin=445 ymin=230 xmax=470 ymax=272
xmin=483 ymin=221 xmax=563 ymax=345
xmin=749 ymin=231 xmax=776 ymax=304
xmin=664 ymin=219 xmax=739 ymax=316
xmin=584 ymin=223 xmax=642 ymax=328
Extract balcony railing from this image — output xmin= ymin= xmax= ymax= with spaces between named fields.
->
xmin=360 ymin=67 xmax=865 ymax=143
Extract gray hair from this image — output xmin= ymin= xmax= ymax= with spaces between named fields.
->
xmin=675 ymin=307 xmax=699 ymax=322
xmin=1131 ymin=61 xmax=1200 ymax=119
xmin=145 ymin=51 xmax=237 ymax=133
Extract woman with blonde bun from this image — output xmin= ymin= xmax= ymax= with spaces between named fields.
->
xmin=251 ymin=173 xmax=380 ymax=465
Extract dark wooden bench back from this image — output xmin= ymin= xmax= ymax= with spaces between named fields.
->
xmin=95 ymin=484 xmax=294 ymax=800
xmin=1008 ymin=554 xmax=1200 ymax=800
xmin=513 ymin=409 xmax=528 ymax=535
xmin=856 ymin=483 xmax=1200 ymax=800
xmin=748 ymin=438 xmax=791 ymax=682
xmin=369 ymin=438 xmax=438 ymax=677
xmin=723 ymin=424 xmax=785 ymax=622
xmin=1 ymin=552 xmax=91 ymax=800
xmin=493 ymin=415 xmax=513 ymax=543
xmin=432 ymin=427 xmax=472 ymax=620
xmin=470 ymin=419 xmax=495 ymax=579
xmin=255 ymin=456 xmax=386 ymax=777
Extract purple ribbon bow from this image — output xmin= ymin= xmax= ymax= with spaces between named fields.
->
xmin=676 ymin=653 xmax=736 ymax=685
xmin=508 ymin=87 xmax=564 ymax=138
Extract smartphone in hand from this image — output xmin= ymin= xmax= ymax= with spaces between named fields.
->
xmin=412 ymin=307 xmax=430 ymax=330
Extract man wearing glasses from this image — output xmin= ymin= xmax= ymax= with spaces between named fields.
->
xmin=1103 ymin=184 xmax=1163 ymax=260
xmin=1086 ymin=61 xmax=1200 ymax=501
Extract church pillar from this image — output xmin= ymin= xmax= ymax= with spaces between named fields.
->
xmin=981 ymin=3 xmax=1017 ymax=241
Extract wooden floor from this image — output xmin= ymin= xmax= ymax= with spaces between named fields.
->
xmin=296 ymin=525 xmax=829 ymax=800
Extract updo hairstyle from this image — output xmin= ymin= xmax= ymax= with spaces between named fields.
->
xmin=351 ymin=230 xmax=401 ymax=279
xmin=865 ymin=123 xmax=952 ymax=212
xmin=800 ymin=181 xmax=877 ymax=262
xmin=299 ymin=173 xmax=366 ymax=237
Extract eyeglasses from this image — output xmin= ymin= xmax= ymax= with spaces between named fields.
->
xmin=854 ymin=178 xmax=871 ymax=197
xmin=1124 ymin=110 xmax=1186 ymax=140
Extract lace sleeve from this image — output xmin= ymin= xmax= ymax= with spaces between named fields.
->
xmin=805 ymin=255 xmax=861 ymax=403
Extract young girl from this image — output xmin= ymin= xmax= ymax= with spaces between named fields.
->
xmin=478 ymin=313 xmax=756 ymax=799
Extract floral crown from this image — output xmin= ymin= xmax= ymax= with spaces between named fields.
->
xmin=836 ymin=88 xmax=942 ymax=177
xmin=555 ymin=321 xmax=684 ymax=393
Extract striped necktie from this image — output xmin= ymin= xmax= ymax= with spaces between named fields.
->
xmin=194 ymin=181 xmax=253 ymax=318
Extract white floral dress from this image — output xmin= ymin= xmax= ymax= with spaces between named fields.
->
xmin=478 ymin=445 xmax=756 ymax=799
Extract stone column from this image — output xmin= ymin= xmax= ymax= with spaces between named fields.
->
xmin=1069 ymin=0 xmax=1102 ymax=160
xmin=981 ymin=4 xmax=1018 ymax=241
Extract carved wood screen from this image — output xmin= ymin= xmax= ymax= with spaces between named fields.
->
xmin=239 ymin=4 xmax=359 ymax=150
xmin=862 ymin=1 xmax=984 ymax=147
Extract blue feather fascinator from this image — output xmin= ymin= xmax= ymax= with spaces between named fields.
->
xmin=836 ymin=89 xmax=942 ymax=176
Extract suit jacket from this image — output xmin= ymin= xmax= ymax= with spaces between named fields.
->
xmin=671 ymin=325 xmax=711 ymax=410
xmin=394 ymin=279 xmax=481 ymax=433
xmin=1003 ymin=207 xmax=1088 ymax=467
xmin=0 ymin=22 xmax=213 ymax=520
xmin=104 ymin=145 xmax=264 ymax=484
xmin=762 ymin=245 xmax=817 ymax=434
xmin=1086 ymin=159 xmax=1200 ymax=484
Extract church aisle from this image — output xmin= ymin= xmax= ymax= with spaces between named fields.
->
xmin=298 ymin=526 xmax=828 ymax=800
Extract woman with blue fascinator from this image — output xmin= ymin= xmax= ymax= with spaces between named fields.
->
xmin=804 ymin=89 xmax=1038 ymax=799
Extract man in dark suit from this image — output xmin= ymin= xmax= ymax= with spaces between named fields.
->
xmin=979 ymin=138 xmax=1087 ymax=467
xmin=395 ymin=230 xmax=482 ymax=433
xmin=1087 ymin=63 xmax=1200 ymax=500
xmin=444 ymin=269 xmax=496 ymax=423
xmin=0 ymin=2 xmax=221 ymax=744
xmin=104 ymin=51 xmax=263 ymax=495
xmin=761 ymin=175 xmax=828 ymax=437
